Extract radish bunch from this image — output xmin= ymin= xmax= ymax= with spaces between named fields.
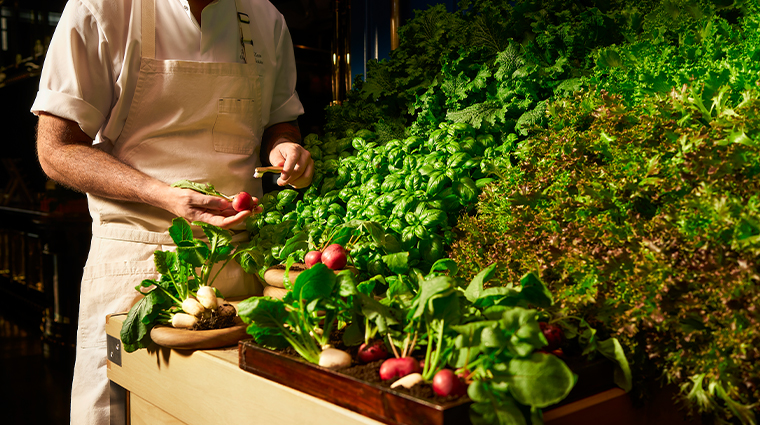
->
xmin=172 ymin=286 xmax=236 ymax=329
xmin=305 ymin=243 xmax=347 ymax=270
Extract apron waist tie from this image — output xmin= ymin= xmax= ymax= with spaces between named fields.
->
xmin=91 ymin=223 xmax=250 ymax=244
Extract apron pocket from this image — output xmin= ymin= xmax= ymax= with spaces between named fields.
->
xmin=77 ymin=259 xmax=159 ymax=349
xmin=213 ymin=97 xmax=258 ymax=155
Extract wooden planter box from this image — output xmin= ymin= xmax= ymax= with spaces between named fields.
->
xmin=238 ymin=340 xmax=616 ymax=425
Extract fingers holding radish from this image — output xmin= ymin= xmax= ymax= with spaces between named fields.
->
xmin=232 ymin=191 xmax=258 ymax=212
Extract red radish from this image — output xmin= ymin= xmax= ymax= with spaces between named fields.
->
xmin=539 ymin=322 xmax=564 ymax=351
xmin=379 ymin=357 xmax=420 ymax=380
xmin=232 ymin=191 xmax=254 ymax=212
xmin=304 ymin=250 xmax=323 ymax=268
xmin=432 ymin=369 xmax=468 ymax=397
xmin=321 ymin=244 xmax=347 ymax=270
xmin=357 ymin=340 xmax=389 ymax=363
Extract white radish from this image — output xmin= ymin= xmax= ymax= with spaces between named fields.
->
xmin=171 ymin=313 xmax=198 ymax=329
xmin=318 ymin=347 xmax=352 ymax=369
xmin=390 ymin=372 xmax=423 ymax=389
xmin=196 ymin=286 xmax=218 ymax=310
xmin=182 ymin=297 xmax=206 ymax=317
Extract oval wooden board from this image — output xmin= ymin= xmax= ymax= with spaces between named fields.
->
xmin=150 ymin=317 xmax=249 ymax=350
xmin=263 ymin=264 xmax=307 ymax=288
xmin=263 ymin=285 xmax=290 ymax=300
xmin=263 ymin=263 xmax=357 ymax=288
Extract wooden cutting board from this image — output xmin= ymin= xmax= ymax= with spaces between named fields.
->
xmin=263 ymin=263 xmax=357 ymax=288
xmin=150 ymin=317 xmax=249 ymax=350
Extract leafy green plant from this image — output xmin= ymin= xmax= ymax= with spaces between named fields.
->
xmin=120 ymin=218 xmax=256 ymax=352
xmin=450 ymin=87 xmax=760 ymax=423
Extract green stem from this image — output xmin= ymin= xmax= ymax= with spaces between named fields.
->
xmin=166 ymin=270 xmax=186 ymax=300
xmin=208 ymin=256 xmax=235 ymax=287
xmin=275 ymin=321 xmax=320 ymax=364
xmin=422 ymin=322 xmax=444 ymax=381
xmin=153 ymin=283 xmax=182 ymax=305
xmin=423 ymin=330 xmax=434 ymax=377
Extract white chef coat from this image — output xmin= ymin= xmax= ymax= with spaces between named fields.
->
xmin=31 ymin=0 xmax=303 ymax=144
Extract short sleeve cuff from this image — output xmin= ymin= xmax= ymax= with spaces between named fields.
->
xmin=31 ymin=89 xmax=106 ymax=139
xmin=268 ymin=91 xmax=304 ymax=127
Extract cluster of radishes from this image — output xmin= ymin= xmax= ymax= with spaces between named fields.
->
xmin=171 ymin=286 xmax=236 ymax=329
xmin=356 ymin=339 xmax=468 ymax=397
xmin=305 ymin=243 xmax=347 ymax=270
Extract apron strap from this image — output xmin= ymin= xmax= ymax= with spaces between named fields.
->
xmin=140 ymin=0 xmax=256 ymax=65
xmin=141 ymin=0 xmax=156 ymax=59
xmin=235 ymin=0 xmax=257 ymax=64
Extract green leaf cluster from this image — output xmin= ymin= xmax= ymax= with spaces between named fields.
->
xmin=450 ymin=88 xmax=760 ymax=423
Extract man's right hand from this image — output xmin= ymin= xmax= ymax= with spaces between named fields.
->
xmin=36 ymin=113 xmax=263 ymax=229
xmin=163 ymin=186 xmax=263 ymax=229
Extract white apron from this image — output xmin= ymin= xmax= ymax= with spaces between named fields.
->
xmin=71 ymin=1 xmax=263 ymax=423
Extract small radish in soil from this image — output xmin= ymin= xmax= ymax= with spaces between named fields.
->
xmin=321 ymin=244 xmax=347 ymax=270
xmin=196 ymin=286 xmax=218 ymax=310
xmin=318 ymin=347 xmax=352 ymax=369
xmin=232 ymin=191 xmax=255 ymax=212
xmin=171 ymin=313 xmax=198 ymax=329
xmin=358 ymin=340 xmax=389 ymax=363
xmin=304 ymin=250 xmax=323 ymax=268
xmin=432 ymin=369 xmax=468 ymax=397
xmin=539 ymin=322 xmax=564 ymax=351
xmin=390 ymin=372 xmax=423 ymax=389
xmin=379 ymin=357 xmax=421 ymax=380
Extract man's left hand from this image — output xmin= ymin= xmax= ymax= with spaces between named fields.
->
xmin=268 ymin=141 xmax=314 ymax=188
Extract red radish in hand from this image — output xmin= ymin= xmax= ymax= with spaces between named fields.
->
xmin=432 ymin=369 xmax=468 ymax=397
xmin=357 ymin=340 xmax=389 ymax=363
xmin=232 ymin=192 xmax=255 ymax=212
xmin=539 ymin=322 xmax=564 ymax=351
xmin=304 ymin=250 xmax=323 ymax=268
xmin=379 ymin=357 xmax=420 ymax=380
xmin=321 ymin=244 xmax=347 ymax=270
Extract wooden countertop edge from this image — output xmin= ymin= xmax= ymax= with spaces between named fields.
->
xmin=105 ymin=313 xmax=383 ymax=425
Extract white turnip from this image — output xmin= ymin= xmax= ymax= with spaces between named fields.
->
xmin=432 ymin=369 xmax=468 ymax=397
xmin=304 ymin=250 xmax=323 ymax=268
xmin=390 ymin=372 xmax=423 ymax=389
xmin=196 ymin=286 xmax=218 ymax=310
xmin=171 ymin=313 xmax=198 ymax=329
xmin=379 ymin=357 xmax=421 ymax=380
xmin=357 ymin=340 xmax=389 ymax=364
xmin=318 ymin=347 xmax=352 ymax=369
xmin=181 ymin=297 xmax=206 ymax=317
xmin=321 ymin=244 xmax=347 ymax=270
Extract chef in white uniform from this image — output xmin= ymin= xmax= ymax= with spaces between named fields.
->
xmin=31 ymin=0 xmax=313 ymax=424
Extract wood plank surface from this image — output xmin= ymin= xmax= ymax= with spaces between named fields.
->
xmin=130 ymin=394 xmax=185 ymax=425
xmin=106 ymin=314 xmax=383 ymax=425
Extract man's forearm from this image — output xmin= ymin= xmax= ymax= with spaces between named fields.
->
xmin=36 ymin=113 xmax=170 ymax=209
xmin=262 ymin=120 xmax=301 ymax=164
